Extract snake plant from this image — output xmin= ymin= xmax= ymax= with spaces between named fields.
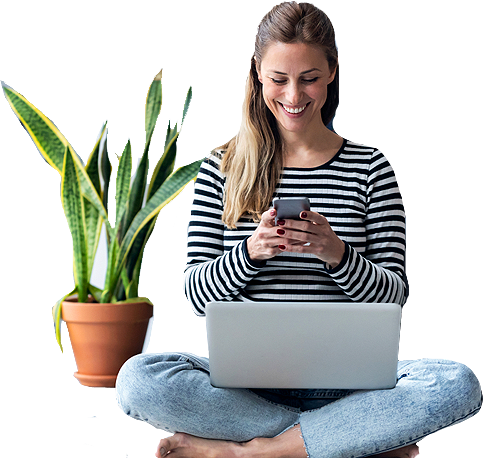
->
xmin=2 ymin=69 xmax=203 ymax=351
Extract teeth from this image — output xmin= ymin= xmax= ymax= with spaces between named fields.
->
xmin=282 ymin=103 xmax=308 ymax=114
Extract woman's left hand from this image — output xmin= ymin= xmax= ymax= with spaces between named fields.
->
xmin=275 ymin=210 xmax=346 ymax=269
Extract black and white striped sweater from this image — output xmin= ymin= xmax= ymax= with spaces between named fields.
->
xmin=184 ymin=139 xmax=408 ymax=316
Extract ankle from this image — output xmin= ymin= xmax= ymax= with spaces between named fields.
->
xmin=241 ymin=432 xmax=307 ymax=458
xmin=240 ymin=437 xmax=272 ymax=458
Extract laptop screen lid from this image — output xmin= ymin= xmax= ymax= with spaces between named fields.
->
xmin=206 ymin=301 xmax=402 ymax=390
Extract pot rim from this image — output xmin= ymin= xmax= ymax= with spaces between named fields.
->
xmin=62 ymin=293 xmax=153 ymax=306
xmin=62 ymin=297 xmax=153 ymax=323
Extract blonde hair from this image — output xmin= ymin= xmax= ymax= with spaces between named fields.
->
xmin=220 ymin=2 xmax=339 ymax=228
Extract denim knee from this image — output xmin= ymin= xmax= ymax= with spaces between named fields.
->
xmin=444 ymin=360 xmax=482 ymax=415
xmin=115 ymin=353 xmax=151 ymax=417
xmin=404 ymin=358 xmax=482 ymax=425
xmin=436 ymin=359 xmax=479 ymax=400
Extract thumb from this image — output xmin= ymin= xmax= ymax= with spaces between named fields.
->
xmin=260 ymin=208 xmax=276 ymax=226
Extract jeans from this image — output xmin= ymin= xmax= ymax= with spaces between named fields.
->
xmin=116 ymin=352 xmax=482 ymax=458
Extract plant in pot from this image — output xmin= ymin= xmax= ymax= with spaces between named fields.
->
xmin=2 ymin=69 xmax=203 ymax=387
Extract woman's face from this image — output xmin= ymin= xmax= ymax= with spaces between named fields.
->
xmin=257 ymin=42 xmax=336 ymax=136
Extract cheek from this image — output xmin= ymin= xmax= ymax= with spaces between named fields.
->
xmin=262 ymin=86 xmax=279 ymax=110
xmin=307 ymin=86 xmax=328 ymax=109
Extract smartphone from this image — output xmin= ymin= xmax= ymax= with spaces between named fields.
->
xmin=272 ymin=197 xmax=310 ymax=224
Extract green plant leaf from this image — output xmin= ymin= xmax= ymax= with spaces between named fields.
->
xmin=84 ymin=123 xmax=107 ymax=278
xmin=125 ymin=219 xmax=155 ymax=299
xmin=126 ymin=219 xmax=153 ymax=277
xmin=61 ymin=145 xmax=88 ymax=303
xmin=113 ymin=275 xmax=127 ymax=302
xmin=121 ymin=269 xmax=130 ymax=290
xmin=2 ymin=81 xmax=69 ymax=172
xmin=85 ymin=124 xmax=105 ymax=196
xmin=125 ymin=264 xmax=141 ymax=299
xmin=145 ymin=69 xmax=162 ymax=144
xmin=122 ymin=145 xmax=149 ymax=241
xmin=122 ymin=69 xmax=166 ymax=237
xmin=115 ymin=140 xmax=132 ymax=229
xmin=117 ymin=212 xmax=128 ymax=249
xmin=100 ymin=127 xmax=111 ymax=219
xmin=165 ymin=114 xmax=181 ymax=149
xmin=147 ymin=86 xmax=190 ymax=202
xmin=114 ymin=296 xmax=153 ymax=306
xmin=76 ymin=155 xmax=113 ymax=239
xmin=147 ymin=124 xmax=178 ymax=200
xmin=182 ymin=87 xmax=192 ymax=126
xmin=164 ymin=121 xmax=174 ymax=145
xmin=1 ymin=82 xmax=114 ymax=239
xmin=88 ymin=284 xmax=103 ymax=303
xmin=83 ymin=201 xmax=103 ymax=281
xmin=108 ymin=159 xmax=203 ymax=293
xmin=52 ymin=288 xmax=77 ymax=352
xmin=101 ymin=237 xmax=119 ymax=303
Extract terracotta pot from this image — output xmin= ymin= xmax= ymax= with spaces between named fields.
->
xmin=62 ymin=297 xmax=153 ymax=388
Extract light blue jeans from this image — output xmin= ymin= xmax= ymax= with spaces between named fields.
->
xmin=116 ymin=352 xmax=482 ymax=458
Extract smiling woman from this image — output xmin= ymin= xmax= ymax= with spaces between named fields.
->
xmin=256 ymin=42 xmax=343 ymax=168
xmin=114 ymin=2 xmax=481 ymax=458
xmin=217 ymin=6 xmax=341 ymax=228
xmin=256 ymin=42 xmax=336 ymax=135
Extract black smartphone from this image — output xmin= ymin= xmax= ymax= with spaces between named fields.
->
xmin=272 ymin=197 xmax=310 ymax=224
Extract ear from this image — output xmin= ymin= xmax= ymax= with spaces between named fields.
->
xmin=328 ymin=61 xmax=338 ymax=84
xmin=254 ymin=56 xmax=263 ymax=83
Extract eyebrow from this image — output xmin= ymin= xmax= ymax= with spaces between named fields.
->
xmin=269 ymin=68 xmax=322 ymax=75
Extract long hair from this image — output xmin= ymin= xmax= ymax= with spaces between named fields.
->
xmin=220 ymin=1 xmax=339 ymax=228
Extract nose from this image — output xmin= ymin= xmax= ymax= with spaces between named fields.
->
xmin=285 ymin=81 xmax=304 ymax=105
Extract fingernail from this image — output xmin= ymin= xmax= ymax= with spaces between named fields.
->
xmin=159 ymin=447 xmax=166 ymax=456
xmin=277 ymin=219 xmax=285 ymax=225
xmin=277 ymin=229 xmax=285 ymax=235
xmin=279 ymin=244 xmax=286 ymax=250
xmin=270 ymin=209 xmax=276 ymax=216
xmin=301 ymin=212 xmax=307 ymax=219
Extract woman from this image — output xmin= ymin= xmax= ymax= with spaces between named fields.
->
xmin=116 ymin=2 xmax=482 ymax=457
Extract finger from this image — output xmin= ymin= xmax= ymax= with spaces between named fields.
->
xmin=300 ymin=210 xmax=327 ymax=225
xmin=279 ymin=238 xmax=305 ymax=247
xmin=261 ymin=231 xmax=300 ymax=253
xmin=279 ymin=220 xmax=313 ymax=234
xmin=155 ymin=436 xmax=175 ymax=458
xmin=280 ymin=243 xmax=313 ymax=253
xmin=250 ymin=233 xmax=288 ymax=259
xmin=260 ymin=208 xmax=277 ymax=226
xmin=286 ymin=240 xmax=309 ymax=246
xmin=277 ymin=229 xmax=314 ymax=245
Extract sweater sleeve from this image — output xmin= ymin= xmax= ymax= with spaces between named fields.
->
xmin=184 ymin=154 xmax=265 ymax=316
xmin=324 ymin=150 xmax=409 ymax=305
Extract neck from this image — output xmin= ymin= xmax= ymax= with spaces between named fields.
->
xmin=279 ymin=122 xmax=336 ymax=156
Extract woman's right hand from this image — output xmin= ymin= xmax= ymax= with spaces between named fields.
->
xmin=246 ymin=208 xmax=288 ymax=261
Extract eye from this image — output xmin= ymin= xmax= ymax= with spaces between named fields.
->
xmin=302 ymin=77 xmax=319 ymax=84
xmin=270 ymin=78 xmax=286 ymax=84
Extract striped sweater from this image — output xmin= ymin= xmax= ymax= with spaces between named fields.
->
xmin=184 ymin=139 xmax=408 ymax=316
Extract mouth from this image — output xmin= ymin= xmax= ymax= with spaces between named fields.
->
xmin=278 ymin=102 xmax=310 ymax=114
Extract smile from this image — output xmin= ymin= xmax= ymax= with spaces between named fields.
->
xmin=280 ymin=102 xmax=309 ymax=114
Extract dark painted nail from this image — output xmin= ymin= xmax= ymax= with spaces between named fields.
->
xmin=301 ymin=212 xmax=307 ymax=219
xmin=278 ymin=244 xmax=286 ymax=250
xmin=277 ymin=219 xmax=285 ymax=225
xmin=277 ymin=229 xmax=285 ymax=235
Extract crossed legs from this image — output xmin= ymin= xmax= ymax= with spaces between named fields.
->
xmin=116 ymin=352 xmax=481 ymax=458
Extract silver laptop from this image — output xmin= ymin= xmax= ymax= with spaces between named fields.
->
xmin=206 ymin=301 xmax=402 ymax=390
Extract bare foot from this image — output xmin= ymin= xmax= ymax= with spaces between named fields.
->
xmin=155 ymin=424 xmax=308 ymax=458
xmin=371 ymin=443 xmax=419 ymax=458
xmin=155 ymin=432 xmax=243 ymax=458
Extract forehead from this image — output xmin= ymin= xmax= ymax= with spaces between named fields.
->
xmin=260 ymin=42 xmax=329 ymax=73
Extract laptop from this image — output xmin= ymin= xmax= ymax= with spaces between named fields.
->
xmin=206 ymin=301 xmax=402 ymax=390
